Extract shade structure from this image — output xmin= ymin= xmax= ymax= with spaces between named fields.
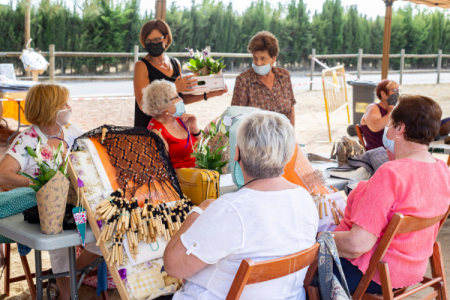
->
xmin=155 ymin=0 xmax=166 ymax=20
xmin=381 ymin=0 xmax=450 ymax=80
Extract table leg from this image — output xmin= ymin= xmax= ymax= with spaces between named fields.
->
xmin=35 ymin=250 xmax=43 ymax=300
xmin=68 ymin=246 xmax=78 ymax=300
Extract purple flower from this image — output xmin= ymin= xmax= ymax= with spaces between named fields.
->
xmin=78 ymin=170 xmax=84 ymax=176
xmin=145 ymin=261 xmax=152 ymax=268
xmin=70 ymin=155 xmax=78 ymax=163
xmin=202 ymin=48 xmax=210 ymax=59
xmin=185 ymin=47 xmax=194 ymax=58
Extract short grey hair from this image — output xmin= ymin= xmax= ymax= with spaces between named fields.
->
xmin=236 ymin=111 xmax=295 ymax=179
xmin=142 ymin=80 xmax=176 ymax=117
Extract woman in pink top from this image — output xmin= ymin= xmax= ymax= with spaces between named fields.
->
xmin=332 ymin=95 xmax=450 ymax=293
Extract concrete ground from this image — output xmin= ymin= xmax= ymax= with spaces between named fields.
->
xmin=1 ymin=83 xmax=450 ymax=299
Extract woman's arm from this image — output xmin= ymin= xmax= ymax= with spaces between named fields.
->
xmin=133 ymin=61 xmax=150 ymax=110
xmin=0 ymin=155 xmax=30 ymax=190
xmin=334 ymin=224 xmax=378 ymax=259
xmin=365 ymin=104 xmax=394 ymax=132
xmin=289 ymin=106 xmax=295 ymax=127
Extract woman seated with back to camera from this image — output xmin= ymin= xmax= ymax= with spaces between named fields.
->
xmin=360 ymin=80 xmax=399 ymax=150
xmin=163 ymin=111 xmax=318 ymax=300
xmin=142 ymin=79 xmax=201 ymax=169
xmin=328 ymin=95 xmax=450 ymax=294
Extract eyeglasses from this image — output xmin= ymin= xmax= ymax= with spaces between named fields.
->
xmin=170 ymin=95 xmax=180 ymax=101
xmin=389 ymin=88 xmax=401 ymax=93
xmin=144 ymin=36 xmax=165 ymax=44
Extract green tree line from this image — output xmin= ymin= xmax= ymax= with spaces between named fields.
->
xmin=1 ymin=0 xmax=450 ymax=75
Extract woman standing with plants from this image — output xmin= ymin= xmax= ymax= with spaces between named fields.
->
xmin=133 ymin=19 xmax=228 ymax=128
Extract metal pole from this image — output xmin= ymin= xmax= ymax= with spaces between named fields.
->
xmin=399 ymin=49 xmax=405 ymax=85
xmin=35 ymin=250 xmax=43 ymax=300
xmin=49 ymin=44 xmax=55 ymax=82
xmin=381 ymin=0 xmax=394 ymax=80
xmin=437 ymin=49 xmax=442 ymax=84
xmin=310 ymin=48 xmax=316 ymax=91
xmin=24 ymin=0 xmax=31 ymax=77
xmin=69 ymin=247 xmax=78 ymax=300
xmin=357 ymin=48 xmax=363 ymax=79
xmin=134 ymin=45 xmax=139 ymax=64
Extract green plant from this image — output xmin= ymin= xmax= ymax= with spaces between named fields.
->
xmin=183 ymin=48 xmax=226 ymax=75
xmin=191 ymin=120 xmax=230 ymax=174
xmin=18 ymin=140 xmax=70 ymax=192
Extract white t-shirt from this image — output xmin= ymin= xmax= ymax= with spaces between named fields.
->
xmin=6 ymin=124 xmax=83 ymax=177
xmin=174 ymin=186 xmax=319 ymax=300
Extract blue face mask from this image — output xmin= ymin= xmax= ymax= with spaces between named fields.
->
xmin=252 ymin=62 xmax=271 ymax=75
xmin=382 ymin=124 xmax=397 ymax=154
xmin=173 ymin=100 xmax=185 ymax=117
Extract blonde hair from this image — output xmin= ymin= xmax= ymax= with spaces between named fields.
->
xmin=237 ymin=111 xmax=295 ymax=179
xmin=142 ymin=80 xmax=176 ymax=117
xmin=24 ymin=83 xmax=70 ymax=126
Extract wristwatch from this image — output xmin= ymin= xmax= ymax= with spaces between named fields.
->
xmin=204 ymin=93 xmax=208 ymax=101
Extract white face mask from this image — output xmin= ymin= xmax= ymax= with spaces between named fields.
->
xmin=56 ymin=108 xmax=72 ymax=126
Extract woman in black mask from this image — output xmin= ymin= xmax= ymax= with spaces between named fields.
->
xmin=134 ymin=19 xmax=228 ymax=128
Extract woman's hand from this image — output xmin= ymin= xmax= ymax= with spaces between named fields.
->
xmin=207 ymin=84 xmax=229 ymax=99
xmin=180 ymin=113 xmax=199 ymax=134
xmin=175 ymin=75 xmax=197 ymax=93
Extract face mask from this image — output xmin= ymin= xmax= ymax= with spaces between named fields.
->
xmin=252 ymin=62 xmax=271 ymax=76
xmin=382 ymin=124 xmax=398 ymax=154
xmin=172 ymin=101 xmax=185 ymax=117
xmin=387 ymin=93 xmax=399 ymax=106
xmin=56 ymin=108 xmax=72 ymax=126
xmin=145 ymin=42 xmax=165 ymax=57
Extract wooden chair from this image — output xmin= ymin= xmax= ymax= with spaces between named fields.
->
xmin=306 ymin=206 xmax=450 ymax=300
xmin=355 ymin=124 xmax=367 ymax=151
xmin=2 ymin=243 xmax=49 ymax=300
xmin=225 ymin=243 xmax=320 ymax=300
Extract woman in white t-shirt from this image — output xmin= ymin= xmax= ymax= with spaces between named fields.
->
xmin=164 ymin=111 xmax=319 ymax=300
xmin=0 ymin=83 xmax=102 ymax=300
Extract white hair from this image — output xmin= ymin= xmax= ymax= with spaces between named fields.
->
xmin=141 ymin=80 xmax=176 ymax=117
xmin=236 ymin=111 xmax=295 ymax=179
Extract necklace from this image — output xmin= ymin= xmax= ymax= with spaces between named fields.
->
xmin=239 ymin=178 xmax=261 ymax=189
xmin=42 ymin=127 xmax=63 ymax=139
xmin=155 ymin=117 xmax=179 ymax=129
xmin=149 ymin=54 xmax=167 ymax=66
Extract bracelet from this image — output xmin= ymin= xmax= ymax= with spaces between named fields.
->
xmin=203 ymin=93 xmax=208 ymax=101
xmin=187 ymin=207 xmax=203 ymax=216
xmin=192 ymin=131 xmax=201 ymax=137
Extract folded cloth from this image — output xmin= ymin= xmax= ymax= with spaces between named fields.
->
xmin=96 ymin=260 xmax=108 ymax=297
xmin=327 ymin=147 xmax=389 ymax=175
xmin=326 ymin=167 xmax=371 ymax=181
xmin=18 ymin=244 xmax=32 ymax=256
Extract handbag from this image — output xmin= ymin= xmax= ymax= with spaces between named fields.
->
xmin=331 ymin=137 xmax=365 ymax=167
xmin=176 ymin=168 xmax=220 ymax=205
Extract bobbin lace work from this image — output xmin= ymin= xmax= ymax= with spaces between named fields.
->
xmin=73 ymin=125 xmax=183 ymax=201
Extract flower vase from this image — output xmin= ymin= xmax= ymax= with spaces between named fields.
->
xmin=36 ymin=171 xmax=69 ymax=234
xmin=194 ymin=66 xmax=209 ymax=77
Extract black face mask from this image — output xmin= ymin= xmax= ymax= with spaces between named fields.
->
xmin=387 ymin=93 xmax=399 ymax=106
xmin=145 ymin=42 xmax=165 ymax=57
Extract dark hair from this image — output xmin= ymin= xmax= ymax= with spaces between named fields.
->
xmin=247 ymin=31 xmax=279 ymax=58
xmin=391 ymin=95 xmax=442 ymax=146
xmin=376 ymin=80 xmax=396 ymax=100
xmin=139 ymin=19 xmax=172 ymax=49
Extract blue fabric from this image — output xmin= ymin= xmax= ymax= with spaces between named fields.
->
xmin=96 ymin=260 xmax=108 ymax=297
xmin=18 ymin=243 xmax=32 ymax=256
xmin=0 ymin=187 xmax=38 ymax=244
xmin=332 ymin=258 xmax=383 ymax=294
xmin=441 ymin=117 xmax=450 ymax=126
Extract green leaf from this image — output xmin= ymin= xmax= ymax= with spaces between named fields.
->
xmin=29 ymin=185 xmax=42 ymax=192
xmin=17 ymin=172 xmax=35 ymax=181
xmin=210 ymin=122 xmax=217 ymax=134
xmin=26 ymin=147 xmax=37 ymax=158
xmin=225 ymin=131 xmax=230 ymax=138
xmin=44 ymin=169 xmax=57 ymax=181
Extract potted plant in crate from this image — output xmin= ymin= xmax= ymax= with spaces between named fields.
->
xmin=191 ymin=120 xmax=230 ymax=174
xmin=184 ymin=48 xmax=226 ymax=76
xmin=18 ymin=140 xmax=70 ymax=234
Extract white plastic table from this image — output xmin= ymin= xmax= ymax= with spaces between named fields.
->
xmin=430 ymin=136 xmax=450 ymax=155
xmin=0 ymin=214 xmax=96 ymax=300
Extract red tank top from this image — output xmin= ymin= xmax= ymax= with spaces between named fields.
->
xmin=148 ymin=118 xmax=197 ymax=169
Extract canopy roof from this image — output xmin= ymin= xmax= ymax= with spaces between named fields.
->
xmin=402 ymin=0 xmax=450 ymax=8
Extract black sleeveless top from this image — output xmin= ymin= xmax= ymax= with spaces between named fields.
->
xmin=134 ymin=56 xmax=181 ymax=128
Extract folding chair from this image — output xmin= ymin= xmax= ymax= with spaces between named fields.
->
xmin=225 ymin=243 xmax=320 ymax=300
xmin=355 ymin=124 xmax=366 ymax=151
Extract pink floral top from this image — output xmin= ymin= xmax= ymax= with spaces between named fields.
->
xmin=231 ymin=67 xmax=296 ymax=119
xmin=6 ymin=124 xmax=83 ymax=178
xmin=335 ymin=158 xmax=450 ymax=288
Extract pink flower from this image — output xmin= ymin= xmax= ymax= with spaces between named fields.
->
xmin=11 ymin=147 xmax=16 ymax=153
xmin=40 ymin=147 xmax=54 ymax=161
xmin=25 ymin=127 xmax=38 ymax=138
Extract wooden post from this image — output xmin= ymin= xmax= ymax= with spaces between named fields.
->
xmin=437 ymin=49 xmax=442 ymax=84
xmin=310 ymin=48 xmax=315 ymax=91
xmin=49 ymin=44 xmax=55 ymax=82
xmin=155 ymin=0 xmax=166 ymax=20
xmin=399 ymin=49 xmax=405 ymax=85
xmin=381 ymin=0 xmax=394 ymax=80
xmin=206 ymin=46 xmax=211 ymax=53
xmin=357 ymin=48 xmax=363 ymax=79
xmin=134 ymin=45 xmax=139 ymax=64
xmin=24 ymin=0 xmax=31 ymax=77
